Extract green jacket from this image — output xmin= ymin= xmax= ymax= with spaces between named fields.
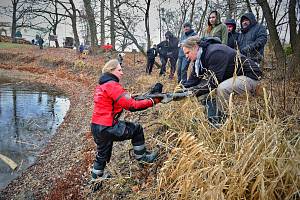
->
xmin=204 ymin=11 xmax=228 ymax=44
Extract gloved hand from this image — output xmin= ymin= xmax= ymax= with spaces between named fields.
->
xmin=241 ymin=45 xmax=251 ymax=55
xmin=174 ymin=83 xmax=186 ymax=93
xmin=150 ymin=83 xmax=163 ymax=94
xmin=151 ymin=97 xmax=162 ymax=104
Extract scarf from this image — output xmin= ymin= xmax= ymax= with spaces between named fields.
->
xmin=194 ymin=47 xmax=203 ymax=77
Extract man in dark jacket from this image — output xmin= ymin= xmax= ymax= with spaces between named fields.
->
xmin=225 ymin=19 xmax=240 ymax=49
xmin=146 ymin=44 xmax=157 ymax=74
xmin=177 ymin=22 xmax=197 ymax=83
xmin=237 ymin=12 xmax=267 ymax=63
xmin=181 ymin=36 xmax=262 ymax=126
xmin=157 ymin=31 xmax=179 ymax=79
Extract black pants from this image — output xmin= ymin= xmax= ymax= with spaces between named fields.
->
xmin=146 ymin=58 xmax=155 ymax=74
xmin=91 ymin=121 xmax=145 ymax=170
xmin=159 ymin=56 xmax=178 ymax=76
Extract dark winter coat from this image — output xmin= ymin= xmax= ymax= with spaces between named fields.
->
xmin=237 ymin=12 xmax=268 ymax=63
xmin=184 ymin=37 xmax=262 ymax=96
xmin=92 ymin=73 xmax=154 ymax=126
xmin=178 ymin=29 xmax=197 ymax=57
xmin=157 ymin=31 xmax=179 ymax=59
xmin=224 ymin=19 xmax=240 ymax=49
xmin=147 ymin=47 xmax=157 ymax=60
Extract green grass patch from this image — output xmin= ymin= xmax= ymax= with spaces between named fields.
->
xmin=0 ymin=42 xmax=31 ymax=49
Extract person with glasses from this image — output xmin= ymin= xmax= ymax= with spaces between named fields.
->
xmin=90 ymin=59 xmax=162 ymax=180
xmin=204 ymin=11 xmax=228 ymax=44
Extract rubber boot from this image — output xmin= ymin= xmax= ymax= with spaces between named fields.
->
xmin=133 ymin=144 xmax=158 ymax=163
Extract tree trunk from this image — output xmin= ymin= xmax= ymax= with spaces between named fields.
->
xmin=227 ymin=0 xmax=236 ymax=18
xmin=69 ymin=0 xmax=80 ymax=48
xmin=100 ymin=0 xmax=105 ymax=45
xmin=189 ymin=0 xmax=196 ymax=23
xmin=110 ymin=0 xmax=116 ymax=49
xmin=257 ymin=0 xmax=286 ymax=68
xmin=145 ymin=0 xmax=151 ymax=50
xmin=83 ymin=0 xmax=97 ymax=50
xmin=196 ymin=0 xmax=208 ymax=35
xmin=244 ymin=0 xmax=253 ymax=13
xmin=11 ymin=0 xmax=18 ymax=42
xmin=53 ymin=26 xmax=59 ymax=48
xmin=288 ymin=0 xmax=300 ymax=74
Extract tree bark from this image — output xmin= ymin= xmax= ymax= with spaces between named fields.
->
xmin=196 ymin=0 xmax=208 ymax=35
xmin=257 ymin=0 xmax=286 ymax=68
xmin=244 ymin=0 xmax=253 ymax=13
xmin=11 ymin=0 xmax=18 ymax=42
xmin=110 ymin=0 xmax=116 ymax=49
xmin=83 ymin=0 xmax=97 ymax=50
xmin=189 ymin=0 xmax=196 ymax=23
xmin=100 ymin=0 xmax=105 ymax=45
xmin=145 ymin=0 xmax=151 ymax=50
xmin=288 ymin=0 xmax=300 ymax=74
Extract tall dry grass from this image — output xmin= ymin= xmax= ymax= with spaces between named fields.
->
xmin=131 ymin=71 xmax=299 ymax=200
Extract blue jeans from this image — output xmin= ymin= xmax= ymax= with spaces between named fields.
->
xmin=177 ymin=56 xmax=190 ymax=83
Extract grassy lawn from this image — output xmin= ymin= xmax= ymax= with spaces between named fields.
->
xmin=0 ymin=42 xmax=32 ymax=49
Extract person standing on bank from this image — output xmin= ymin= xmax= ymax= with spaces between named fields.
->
xmin=237 ymin=12 xmax=267 ymax=64
xmin=157 ymin=31 xmax=179 ymax=79
xmin=225 ymin=19 xmax=240 ymax=49
xmin=146 ymin=44 xmax=158 ymax=75
xmin=180 ymin=36 xmax=262 ymax=126
xmin=90 ymin=59 xmax=162 ymax=180
xmin=204 ymin=11 xmax=228 ymax=44
xmin=177 ymin=22 xmax=197 ymax=84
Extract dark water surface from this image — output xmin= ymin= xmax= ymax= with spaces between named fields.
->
xmin=0 ymin=77 xmax=70 ymax=189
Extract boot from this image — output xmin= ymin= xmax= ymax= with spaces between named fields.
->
xmin=133 ymin=144 xmax=158 ymax=163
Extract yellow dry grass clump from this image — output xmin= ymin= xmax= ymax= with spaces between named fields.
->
xmin=152 ymin=96 xmax=298 ymax=199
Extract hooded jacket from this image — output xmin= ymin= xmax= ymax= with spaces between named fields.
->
xmin=237 ymin=12 xmax=267 ymax=63
xmin=178 ymin=29 xmax=197 ymax=57
xmin=204 ymin=11 xmax=228 ymax=44
xmin=224 ymin=19 xmax=240 ymax=49
xmin=157 ymin=31 xmax=179 ymax=58
xmin=91 ymin=73 xmax=154 ymax=126
xmin=184 ymin=37 xmax=262 ymax=96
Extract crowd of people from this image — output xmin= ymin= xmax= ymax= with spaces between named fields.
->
xmin=89 ymin=11 xmax=267 ymax=182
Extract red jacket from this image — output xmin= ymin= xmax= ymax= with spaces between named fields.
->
xmin=91 ymin=73 xmax=154 ymax=126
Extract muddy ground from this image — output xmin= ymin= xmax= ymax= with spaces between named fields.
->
xmin=0 ymin=45 xmax=165 ymax=199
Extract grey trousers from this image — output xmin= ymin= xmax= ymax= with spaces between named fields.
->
xmin=216 ymin=76 xmax=259 ymax=112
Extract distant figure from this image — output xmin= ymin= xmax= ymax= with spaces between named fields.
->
xmin=177 ymin=22 xmax=197 ymax=83
xmin=31 ymin=39 xmax=35 ymax=45
xmin=237 ymin=12 xmax=267 ymax=63
xmin=146 ymin=44 xmax=157 ymax=75
xmin=157 ymin=31 xmax=179 ymax=79
xmin=117 ymin=53 xmax=124 ymax=66
xmin=38 ymin=37 xmax=44 ymax=49
xmin=79 ymin=43 xmax=84 ymax=53
xmin=225 ymin=19 xmax=240 ymax=49
xmin=204 ymin=10 xmax=228 ymax=44
xmin=102 ymin=43 xmax=113 ymax=52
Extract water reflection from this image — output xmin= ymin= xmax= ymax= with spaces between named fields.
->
xmin=0 ymin=78 xmax=70 ymax=189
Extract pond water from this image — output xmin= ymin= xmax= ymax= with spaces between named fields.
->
xmin=0 ymin=77 xmax=70 ymax=189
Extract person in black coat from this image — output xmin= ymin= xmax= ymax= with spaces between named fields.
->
xmin=146 ymin=44 xmax=157 ymax=74
xmin=225 ymin=19 xmax=240 ymax=49
xmin=237 ymin=12 xmax=267 ymax=63
xmin=181 ymin=36 xmax=262 ymax=126
xmin=157 ymin=31 xmax=179 ymax=79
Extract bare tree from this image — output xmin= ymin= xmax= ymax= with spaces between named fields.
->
xmin=32 ymin=0 xmax=65 ymax=47
xmin=83 ymin=0 xmax=98 ymax=50
xmin=257 ymin=0 xmax=286 ymax=69
xmin=100 ymin=0 xmax=105 ymax=45
xmin=110 ymin=0 xmax=116 ymax=49
xmin=56 ymin=0 xmax=80 ymax=49
xmin=288 ymin=0 xmax=300 ymax=74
